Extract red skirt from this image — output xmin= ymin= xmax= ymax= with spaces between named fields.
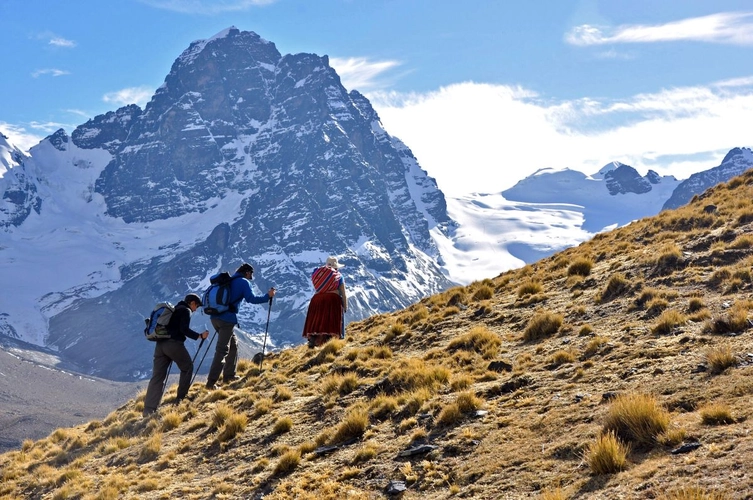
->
xmin=302 ymin=293 xmax=342 ymax=345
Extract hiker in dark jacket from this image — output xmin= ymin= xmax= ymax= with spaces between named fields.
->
xmin=143 ymin=294 xmax=208 ymax=416
xmin=205 ymin=263 xmax=275 ymax=389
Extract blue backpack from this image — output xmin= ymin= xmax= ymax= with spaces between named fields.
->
xmin=144 ymin=302 xmax=174 ymax=341
xmin=202 ymin=272 xmax=239 ymax=315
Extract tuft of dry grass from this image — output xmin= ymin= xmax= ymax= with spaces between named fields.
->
xmin=586 ymin=431 xmax=629 ymax=475
xmin=273 ymin=449 xmax=301 ymax=476
xmin=568 ymin=257 xmax=593 ymax=277
xmin=663 ymin=486 xmax=732 ymax=499
xmin=704 ymin=302 xmax=751 ymax=334
xmin=602 ymin=393 xmax=670 ymax=449
xmin=700 ymin=403 xmax=735 ymax=426
xmin=600 ymin=273 xmax=630 ymax=302
xmin=446 ymin=326 xmax=501 ymax=359
xmin=218 ymin=413 xmax=247 ymax=442
xmin=471 ymin=284 xmax=494 ymax=301
xmin=652 ymin=309 xmax=687 ymax=335
xmin=523 ymin=311 xmax=563 ymax=341
xmin=139 ymin=433 xmax=161 ymax=463
xmin=330 ymin=405 xmax=369 ymax=444
xmin=272 ymin=416 xmax=293 ymax=435
xmin=518 ymin=280 xmax=544 ymax=297
xmin=705 ymin=345 xmax=737 ymax=374
xmin=211 ymin=403 xmax=233 ymax=430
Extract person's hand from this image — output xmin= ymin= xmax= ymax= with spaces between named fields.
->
xmin=269 ymin=288 xmax=276 ymax=298
xmin=201 ymin=330 xmax=209 ymax=340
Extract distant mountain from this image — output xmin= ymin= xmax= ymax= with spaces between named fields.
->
xmin=500 ymin=162 xmax=680 ymax=233
xmin=663 ymin=147 xmax=753 ymax=210
xmin=0 ymin=27 xmax=750 ymax=382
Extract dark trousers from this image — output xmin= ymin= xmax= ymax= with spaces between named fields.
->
xmin=143 ymin=340 xmax=194 ymax=414
xmin=207 ymin=318 xmax=238 ymax=385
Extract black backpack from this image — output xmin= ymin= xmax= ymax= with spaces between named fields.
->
xmin=144 ymin=302 xmax=174 ymax=341
xmin=202 ymin=272 xmax=239 ymax=315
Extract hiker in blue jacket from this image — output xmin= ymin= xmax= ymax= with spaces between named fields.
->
xmin=205 ymin=263 xmax=275 ymax=389
xmin=143 ymin=294 xmax=209 ymax=416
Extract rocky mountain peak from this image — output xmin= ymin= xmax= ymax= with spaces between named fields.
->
xmin=0 ymin=28 xmax=455 ymax=380
xmin=604 ymin=163 xmax=652 ymax=195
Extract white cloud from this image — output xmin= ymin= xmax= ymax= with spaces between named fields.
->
xmin=368 ymin=78 xmax=753 ymax=196
xmin=49 ymin=37 xmax=76 ymax=48
xmin=329 ymin=57 xmax=401 ymax=92
xmin=0 ymin=123 xmax=44 ymax=152
xmin=566 ymin=12 xmax=753 ymax=46
xmin=31 ymin=68 xmax=70 ymax=78
xmin=102 ymin=86 xmax=154 ymax=107
xmin=137 ymin=0 xmax=275 ymax=14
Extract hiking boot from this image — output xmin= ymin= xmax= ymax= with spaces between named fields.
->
xmin=205 ymin=383 xmax=218 ymax=390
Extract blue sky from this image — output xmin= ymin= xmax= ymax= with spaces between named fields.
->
xmin=2 ymin=0 xmax=753 ymax=195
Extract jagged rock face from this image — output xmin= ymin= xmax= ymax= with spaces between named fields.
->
xmin=24 ymin=27 xmax=456 ymax=380
xmin=604 ymin=164 xmax=653 ymax=195
xmin=0 ymin=135 xmax=40 ymax=228
xmin=663 ymin=147 xmax=753 ymax=210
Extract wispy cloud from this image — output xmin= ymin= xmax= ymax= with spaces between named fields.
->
xmin=31 ymin=68 xmax=70 ymax=78
xmin=32 ymin=31 xmax=77 ymax=49
xmin=136 ymin=0 xmax=275 ymax=14
xmin=49 ymin=36 xmax=76 ymax=48
xmin=102 ymin=86 xmax=154 ymax=107
xmin=368 ymin=78 xmax=753 ymax=196
xmin=329 ymin=57 xmax=401 ymax=92
xmin=0 ymin=123 xmax=55 ymax=152
xmin=566 ymin=12 xmax=753 ymax=46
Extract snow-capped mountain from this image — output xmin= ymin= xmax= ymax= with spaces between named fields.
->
xmin=663 ymin=147 xmax=753 ymax=210
xmin=0 ymin=28 xmax=455 ymax=380
xmin=500 ymin=162 xmax=681 ymax=233
xmin=1 ymin=27 xmax=750 ymax=382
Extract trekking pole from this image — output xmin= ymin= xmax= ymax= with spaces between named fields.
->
xmin=190 ymin=330 xmax=217 ymax=385
xmin=192 ymin=337 xmax=206 ymax=364
xmin=161 ymin=361 xmax=173 ymax=397
xmin=258 ymin=296 xmax=273 ymax=372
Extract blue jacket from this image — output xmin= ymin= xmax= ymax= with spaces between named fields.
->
xmin=212 ymin=272 xmax=271 ymax=324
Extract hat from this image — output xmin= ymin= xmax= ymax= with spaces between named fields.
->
xmin=237 ymin=263 xmax=254 ymax=274
xmin=184 ymin=293 xmax=202 ymax=305
xmin=325 ymin=256 xmax=344 ymax=269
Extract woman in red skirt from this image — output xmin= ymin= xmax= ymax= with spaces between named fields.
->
xmin=303 ymin=256 xmax=348 ymax=347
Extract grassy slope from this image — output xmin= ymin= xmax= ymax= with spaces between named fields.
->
xmin=3 ymin=172 xmax=753 ymax=500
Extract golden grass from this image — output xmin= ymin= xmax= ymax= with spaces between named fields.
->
xmin=446 ymin=325 xmax=501 ymax=359
xmin=602 ymin=393 xmax=670 ymax=449
xmin=139 ymin=433 xmax=161 ymax=462
xmin=567 ymin=257 xmax=593 ymax=277
xmin=271 ymin=416 xmax=293 ymax=435
xmin=273 ymin=449 xmax=301 ymax=475
xmin=330 ymin=405 xmax=369 ymax=444
xmin=652 ymin=309 xmax=687 ymax=335
xmin=523 ymin=311 xmax=563 ymax=341
xmin=700 ymin=403 xmax=735 ymax=426
xmin=663 ymin=486 xmax=732 ymax=499
xmin=586 ymin=431 xmax=628 ymax=475
xmin=600 ymin=273 xmax=630 ymax=302
xmin=517 ymin=280 xmax=544 ymax=297
xmin=218 ymin=413 xmax=248 ymax=442
xmin=705 ymin=345 xmax=737 ymax=374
